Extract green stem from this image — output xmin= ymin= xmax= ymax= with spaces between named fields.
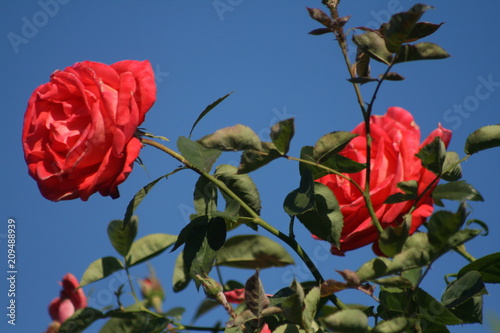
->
xmin=140 ymin=138 xmax=348 ymax=310
xmin=453 ymin=245 xmax=476 ymax=262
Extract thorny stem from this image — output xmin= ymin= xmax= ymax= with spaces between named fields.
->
xmin=140 ymin=138 xmax=348 ymax=310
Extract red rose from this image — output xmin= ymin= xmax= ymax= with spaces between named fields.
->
xmin=22 ymin=60 xmax=156 ymax=201
xmin=48 ymin=273 xmax=87 ymax=323
xmin=316 ymin=107 xmax=452 ymax=255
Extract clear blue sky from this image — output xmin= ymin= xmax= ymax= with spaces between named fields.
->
xmin=1 ymin=1 xmax=500 ymax=332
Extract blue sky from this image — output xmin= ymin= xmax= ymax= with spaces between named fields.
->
xmin=2 ymin=1 xmax=500 ymax=332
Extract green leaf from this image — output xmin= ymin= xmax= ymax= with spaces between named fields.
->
xmin=127 ymin=233 xmax=177 ymax=267
xmin=270 ymin=118 xmax=295 ymax=154
xmin=385 ymin=181 xmax=418 ymax=204
xmin=100 ymin=312 xmax=169 ymax=333
xmin=414 ymin=288 xmax=462 ymax=325
xmin=198 ymin=124 xmax=262 ymax=151
xmin=378 ymin=215 xmax=411 ymax=257
xmin=405 ymin=22 xmax=444 ymax=42
xmin=283 ymin=168 xmax=314 ymax=216
xmin=192 ymin=299 xmax=218 ymax=322
xmin=374 ymin=277 xmax=413 ymax=289
xmin=296 ymin=182 xmax=343 ymax=247
xmin=216 ymin=235 xmax=294 ymax=269
xmin=214 ymin=164 xmax=261 ymax=216
xmin=302 ymin=287 xmax=320 ymax=333
xmin=380 ymin=72 xmax=405 ymax=81
xmin=273 ymin=324 xmax=303 ymax=333
xmin=123 ymin=174 xmax=167 ymax=225
xmin=189 ymin=91 xmax=233 ymax=138
xmin=313 ymin=131 xmax=358 ymax=163
xmin=107 ymin=217 xmax=138 ymax=257
xmin=458 ymin=252 xmax=500 ymax=283
xmin=464 ymin=124 xmax=500 ymax=154
xmin=441 ymin=151 xmax=462 ymax=181
xmin=177 ymin=136 xmax=222 ymax=173
xmin=372 ymin=317 xmax=412 ymax=333
xmin=353 ymin=31 xmax=393 ymax=64
xmin=80 ymin=257 xmax=124 ymax=287
xmin=172 ymin=251 xmax=191 ymax=292
xmin=449 ymin=295 xmax=483 ymax=324
xmin=206 ymin=216 xmax=227 ymax=252
xmin=428 ymin=210 xmax=464 ymax=250
xmin=321 ymin=309 xmax=369 ymax=333
xmin=416 ymin=136 xmax=446 ymax=174
xmin=238 ymin=141 xmax=282 ymax=174
xmin=59 ymin=308 xmax=104 ymax=333
xmin=356 ymin=257 xmax=392 ymax=282
xmin=394 ymin=42 xmax=451 ymax=63
xmin=193 ymin=175 xmax=218 ymax=216
xmin=347 ymin=77 xmax=378 ymax=84
xmin=432 ymin=181 xmax=484 ymax=203
xmin=441 ymin=271 xmax=487 ymax=309
xmin=383 ymin=3 xmax=433 ymax=52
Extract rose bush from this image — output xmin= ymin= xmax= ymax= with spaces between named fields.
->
xmin=316 ymin=107 xmax=452 ymax=255
xmin=22 ymin=60 xmax=156 ymax=201
xmin=48 ymin=273 xmax=87 ymax=324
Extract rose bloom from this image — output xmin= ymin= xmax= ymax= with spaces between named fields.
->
xmin=48 ymin=273 xmax=87 ymax=323
xmin=22 ymin=60 xmax=156 ymax=201
xmin=316 ymin=107 xmax=452 ymax=255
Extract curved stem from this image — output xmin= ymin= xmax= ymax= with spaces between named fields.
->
xmin=140 ymin=138 xmax=348 ymax=310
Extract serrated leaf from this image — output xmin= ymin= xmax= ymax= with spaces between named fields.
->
xmin=216 ymin=235 xmax=294 ymax=269
xmin=313 ymin=131 xmax=358 ymax=163
xmin=296 ymin=182 xmax=343 ymax=247
xmin=244 ymin=271 xmax=269 ymax=329
xmin=302 ymin=287 xmax=320 ymax=333
xmin=123 ymin=174 xmax=167 ymax=226
xmin=356 ymin=257 xmax=392 ymax=282
xmin=458 ymin=252 xmax=500 ymax=283
xmin=405 ymin=22 xmax=444 ymax=42
xmin=281 ymin=280 xmax=305 ymax=324
xmin=441 ymin=151 xmax=462 ymax=181
xmin=378 ymin=215 xmax=410 ymax=257
xmin=80 ymin=257 xmax=124 ymax=287
xmin=415 ymin=288 xmax=462 ymax=325
xmin=321 ymin=309 xmax=368 ymax=333
xmin=172 ymin=251 xmax=190 ymax=292
xmin=306 ymin=7 xmax=332 ymax=27
xmin=107 ymin=217 xmax=138 ymax=257
xmin=270 ymin=118 xmax=295 ymax=154
xmin=432 ymin=181 xmax=484 ymax=202
xmin=394 ymin=42 xmax=451 ymax=63
xmin=214 ymin=164 xmax=261 ymax=216
xmin=353 ymin=31 xmax=393 ymax=65
xmin=59 ymin=308 xmax=104 ymax=333
xmin=384 ymin=3 xmax=433 ymax=52
xmin=177 ymin=136 xmax=222 ymax=173
xmin=372 ymin=317 xmax=412 ymax=333
xmin=198 ymin=124 xmax=262 ymax=151
xmin=238 ymin=141 xmax=282 ymax=174
xmin=416 ymin=136 xmax=446 ymax=174
xmin=464 ymin=124 xmax=500 ymax=154
xmin=193 ymin=175 xmax=218 ymax=216
xmin=189 ymin=92 xmax=233 ymax=138
xmin=428 ymin=210 xmax=464 ymax=250
xmin=380 ymin=72 xmax=405 ymax=81
xmin=127 ymin=234 xmax=177 ymax=267
xmin=442 ymin=271 xmax=487 ymax=309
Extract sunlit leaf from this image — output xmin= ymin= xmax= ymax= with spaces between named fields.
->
xmin=321 ymin=309 xmax=368 ymax=333
xmin=414 ymin=288 xmax=462 ymax=325
xmin=428 ymin=210 xmax=464 ymax=250
xmin=238 ymin=142 xmax=282 ymax=174
xmin=372 ymin=317 xmax=412 ymax=333
xmin=394 ymin=42 xmax=451 ymax=63
xmin=198 ymin=124 xmax=262 ymax=151
xmin=432 ymin=181 xmax=484 ymax=203
xmin=59 ymin=308 xmax=104 ymax=333
xmin=127 ymin=234 xmax=177 ymax=267
xmin=177 ymin=136 xmax=222 ymax=173
xmin=313 ymin=131 xmax=358 ymax=163
xmin=416 ymin=136 xmax=446 ymax=174
xmin=441 ymin=151 xmax=462 ymax=181
xmin=464 ymin=124 xmax=500 ymax=155
xmin=353 ymin=31 xmax=393 ymax=65
xmin=442 ymin=271 xmax=487 ymax=309
xmin=216 ymin=235 xmax=294 ymax=268
xmin=302 ymin=287 xmax=320 ymax=333
xmin=100 ymin=312 xmax=169 ymax=333
xmin=80 ymin=257 xmax=124 ymax=287
xmin=107 ymin=217 xmax=138 ymax=257
xmin=270 ymin=118 xmax=295 ymax=155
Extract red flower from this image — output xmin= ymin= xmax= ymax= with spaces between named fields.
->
xmin=22 ymin=60 xmax=156 ymax=201
xmin=316 ymin=107 xmax=452 ymax=255
xmin=48 ymin=273 xmax=87 ymax=323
